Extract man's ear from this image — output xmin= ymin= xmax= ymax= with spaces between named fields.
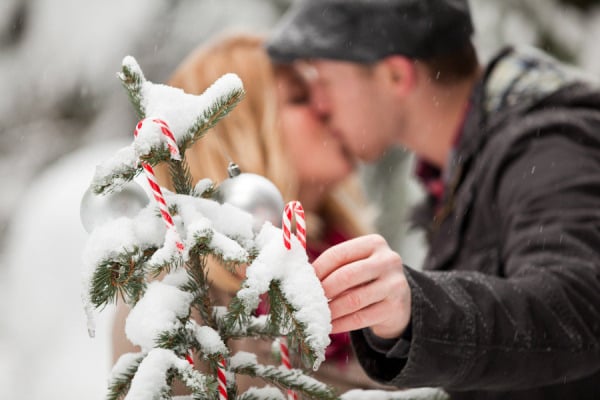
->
xmin=378 ymin=55 xmax=416 ymax=96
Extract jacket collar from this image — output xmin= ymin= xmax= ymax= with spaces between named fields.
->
xmin=453 ymin=45 xmax=590 ymax=177
xmin=420 ymin=46 xmax=593 ymax=269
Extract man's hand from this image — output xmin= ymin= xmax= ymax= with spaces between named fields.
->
xmin=312 ymin=234 xmax=411 ymax=339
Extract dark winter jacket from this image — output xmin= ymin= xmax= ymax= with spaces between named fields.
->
xmin=351 ymin=47 xmax=600 ymax=399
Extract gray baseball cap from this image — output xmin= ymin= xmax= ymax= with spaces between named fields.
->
xmin=266 ymin=0 xmax=474 ymax=63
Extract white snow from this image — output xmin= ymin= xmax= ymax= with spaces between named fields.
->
xmin=140 ymin=72 xmax=244 ymax=142
xmin=126 ymin=281 xmax=194 ymax=350
xmin=208 ymin=230 xmax=250 ymax=262
xmin=110 ymin=351 xmax=145 ymax=381
xmin=229 ymin=351 xmax=260 ymax=369
xmin=230 ymin=351 xmax=329 ymax=392
xmin=243 ymin=387 xmax=286 ymax=400
xmin=174 ymin=192 xmax=255 ymax=248
xmin=125 ymin=348 xmax=194 ymax=400
xmin=193 ymin=178 xmax=215 ymax=197
xmin=83 ymin=216 xmax=150 ymax=272
xmin=148 ymin=226 xmax=185 ymax=266
xmin=162 ymin=268 xmax=190 ymax=288
xmin=237 ymin=224 xmax=332 ymax=370
xmin=341 ymin=388 xmax=448 ymax=400
xmin=190 ymin=324 xmax=228 ymax=356
xmin=91 ymin=145 xmax=140 ymax=192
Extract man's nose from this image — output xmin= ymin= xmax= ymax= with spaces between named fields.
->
xmin=310 ymin=86 xmax=331 ymax=120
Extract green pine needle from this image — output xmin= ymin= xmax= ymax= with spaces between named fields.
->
xmin=90 ymin=247 xmax=153 ymax=308
xmin=118 ymin=60 xmax=146 ymax=119
xmin=185 ymin=253 xmax=218 ymax=329
xmin=267 ymin=281 xmax=318 ymax=369
xmin=178 ymin=88 xmax=245 ymax=154
xmin=106 ymin=353 xmax=144 ymax=400
xmin=169 ymin=157 xmax=195 ymax=195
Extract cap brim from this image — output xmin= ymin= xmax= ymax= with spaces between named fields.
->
xmin=266 ymin=1 xmax=365 ymax=63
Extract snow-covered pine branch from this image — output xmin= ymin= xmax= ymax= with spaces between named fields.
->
xmin=229 ymin=352 xmax=338 ymax=400
xmin=230 ymin=223 xmax=332 ymax=371
xmin=92 ymin=56 xmax=244 ymax=195
xmin=82 ymin=56 xmax=338 ymax=399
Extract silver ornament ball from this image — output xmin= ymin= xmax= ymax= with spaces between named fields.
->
xmin=214 ymin=163 xmax=284 ymax=232
xmin=80 ymin=180 xmax=150 ymax=233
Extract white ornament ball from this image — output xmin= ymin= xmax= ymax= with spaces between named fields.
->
xmin=80 ymin=180 xmax=149 ymax=233
xmin=214 ymin=164 xmax=284 ymax=232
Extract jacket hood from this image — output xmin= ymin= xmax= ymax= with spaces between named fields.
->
xmin=483 ymin=46 xmax=600 ymax=117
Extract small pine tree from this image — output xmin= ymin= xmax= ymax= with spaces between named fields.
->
xmin=81 ymin=56 xmax=336 ymax=400
xmin=81 ymin=56 xmax=449 ymax=400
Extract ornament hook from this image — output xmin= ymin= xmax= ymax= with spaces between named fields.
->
xmin=227 ymin=161 xmax=241 ymax=178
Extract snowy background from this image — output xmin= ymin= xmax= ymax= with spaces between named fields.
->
xmin=1 ymin=0 xmax=599 ymax=399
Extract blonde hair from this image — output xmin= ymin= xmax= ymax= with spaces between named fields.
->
xmin=157 ymin=33 xmax=372 ymax=290
xmin=157 ymin=33 xmax=294 ymax=199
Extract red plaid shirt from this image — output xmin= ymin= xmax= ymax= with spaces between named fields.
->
xmin=415 ymin=103 xmax=471 ymax=205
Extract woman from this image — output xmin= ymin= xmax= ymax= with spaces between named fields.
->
xmin=113 ymin=33 xmax=392 ymax=394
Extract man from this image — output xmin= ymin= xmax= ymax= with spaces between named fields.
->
xmin=266 ymin=1 xmax=600 ymax=399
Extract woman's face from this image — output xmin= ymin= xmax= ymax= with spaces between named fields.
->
xmin=276 ymin=66 xmax=355 ymax=194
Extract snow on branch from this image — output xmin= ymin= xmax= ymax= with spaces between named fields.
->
xmin=91 ymin=56 xmax=244 ymax=195
xmin=231 ymin=223 xmax=332 ymax=370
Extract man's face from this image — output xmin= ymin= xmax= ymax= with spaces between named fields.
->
xmin=300 ymin=59 xmax=401 ymax=162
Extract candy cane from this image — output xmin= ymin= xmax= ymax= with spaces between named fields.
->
xmin=217 ymin=358 xmax=228 ymax=400
xmin=282 ymin=201 xmax=306 ymax=250
xmin=280 ymin=201 xmax=305 ymax=400
xmin=134 ymin=118 xmax=184 ymax=251
xmin=185 ymin=350 xmax=195 ymax=366
xmin=149 ymin=118 xmax=181 ymax=160
xmin=279 ymin=337 xmax=298 ymax=400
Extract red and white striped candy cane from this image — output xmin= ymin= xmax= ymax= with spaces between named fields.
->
xmin=150 ymin=118 xmax=181 ymax=160
xmin=134 ymin=118 xmax=184 ymax=251
xmin=279 ymin=337 xmax=298 ymax=400
xmin=217 ymin=357 xmax=228 ymax=400
xmin=282 ymin=201 xmax=306 ymax=250
xmin=280 ymin=201 xmax=305 ymax=400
